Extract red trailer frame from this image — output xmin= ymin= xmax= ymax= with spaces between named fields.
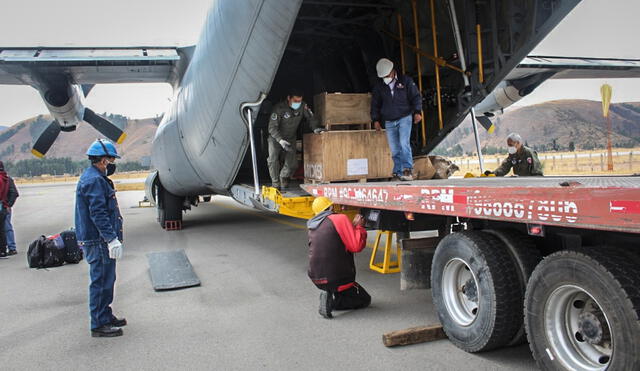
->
xmin=302 ymin=176 xmax=640 ymax=234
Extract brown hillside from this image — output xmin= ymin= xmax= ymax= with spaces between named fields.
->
xmin=0 ymin=114 xmax=159 ymax=162
xmin=436 ymin=100 xmax=640 ymax=153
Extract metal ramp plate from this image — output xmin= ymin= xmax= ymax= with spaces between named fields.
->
xmin=147 ymin=250 xmax=200 ymax=291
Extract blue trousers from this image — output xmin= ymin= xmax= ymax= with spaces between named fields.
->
xmin=5 ymin=211 xmax=15 ymax=251
xmin=84 ymin=242 xmax=116 ymax=329
xmin=385 ymin=115 xmax=413 ymax=175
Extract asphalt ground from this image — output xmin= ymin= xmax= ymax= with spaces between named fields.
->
xmin=0 ymin=182 xmax=538 ymax=370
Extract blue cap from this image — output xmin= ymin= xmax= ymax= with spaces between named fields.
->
xmin=86 ymin=139 xmax=120 ymax=158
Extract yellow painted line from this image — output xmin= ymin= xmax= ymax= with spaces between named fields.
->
xmin=115 ymin=182 xmax=145 ymax=192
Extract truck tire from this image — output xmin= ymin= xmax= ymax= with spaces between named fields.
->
xmin=431 ymin=231 xmax=521 ymax=352
xmin=157 ymin=185 xmax=183 ymax=228
xmin=525 ymin=247 xmax=640 ymax=371
xmin=484 ymin=229 xmax=542 ymax=346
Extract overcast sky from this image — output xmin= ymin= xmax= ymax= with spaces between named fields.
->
xmin=0 ymin=0 xmax=638 ymax=125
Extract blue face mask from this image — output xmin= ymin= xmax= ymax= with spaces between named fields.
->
xmin=290 ymin=102 xmax=302 ymax=110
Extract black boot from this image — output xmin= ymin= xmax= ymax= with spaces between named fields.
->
xmin=318 ymin=291 xmax=334 ymax=319
xmin=91 ymin=325 xmax=123 ymax=337
xmin=111 ymin=316 xmax=127 ymax=327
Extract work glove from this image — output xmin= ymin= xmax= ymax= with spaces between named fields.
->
xmin=108 ymin=239 xmax=123 ymax=260
xmin=279 ymin=139 xmax=292 ymax=152
xmin=313 ymin=128 xmax=326 ymax=134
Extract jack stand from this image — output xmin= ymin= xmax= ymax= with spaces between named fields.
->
xmin=370 ymin=230 xmax=401 ymax=274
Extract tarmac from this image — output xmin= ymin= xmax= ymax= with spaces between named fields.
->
xmin=0 ymin=182 xmax=538 ymax=370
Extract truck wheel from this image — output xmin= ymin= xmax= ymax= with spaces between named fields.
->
xmin=431 ymin=231 xmax=521 ymax=352
xmin=157 ymin=185 xmax=183 ymax=228
xmin=525 ymin=247 xmax=640 ymax=371
xmin=484 ymin=229 xmax=542 ymax=346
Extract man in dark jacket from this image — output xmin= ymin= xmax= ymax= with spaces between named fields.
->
xmin=371 ymin=58 xmax=423 ymax=181
xmin=1 ymin=161 xmax=19 ymax=256
xmin=0 ymin=162 xmax=10 ymax=257
xmin=307 ymin=196 xmax=371 ymax=319
xmin=75 ymin=139 xmax=126 ymax=337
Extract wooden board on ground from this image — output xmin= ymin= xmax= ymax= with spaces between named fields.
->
xmin=382 ymin=325 xmax=446 ymax=347
xmin=314 ymin=92 xmax=371 ymax=129
xmin=304 ymin=130 xmax=393 ymax=182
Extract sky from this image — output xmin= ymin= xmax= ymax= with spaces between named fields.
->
xmin=0 ymin=0 xmax=638 ymax=125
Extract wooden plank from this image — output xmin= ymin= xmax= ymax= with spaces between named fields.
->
xmin=382 ymin=325 xmax=446 ymax=347
xmin=314 ymin=92 xmax=371 ymax=127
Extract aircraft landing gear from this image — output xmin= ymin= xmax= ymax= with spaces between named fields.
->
xmin=156 ymin=183 xmax=183 ymax=229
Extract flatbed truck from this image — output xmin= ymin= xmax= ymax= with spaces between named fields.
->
xmin=301 ymin=175 xmax=640 ymax=370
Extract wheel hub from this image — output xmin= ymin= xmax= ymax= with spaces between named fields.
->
xmin=578 ymin=311 xmax=605 ymax=345
xmin=462 ymin=277 xmax=478 ymax=302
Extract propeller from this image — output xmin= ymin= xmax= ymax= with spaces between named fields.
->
xmin=31 ymin=121 xmax=62 ymax=158
xmin=83 ymin=108 xmax=127 ymax=145
xmin=476 ymin=116 xmax=495 ymax=134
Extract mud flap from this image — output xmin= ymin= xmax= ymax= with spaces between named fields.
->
xmin=400 ymin=237 xmax=439 ymax=290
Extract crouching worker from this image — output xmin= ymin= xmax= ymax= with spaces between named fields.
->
xmin=76 ymin=139 xmax=126 ymax=337
xmin=307 ymin=197 xmax=371 ymax=319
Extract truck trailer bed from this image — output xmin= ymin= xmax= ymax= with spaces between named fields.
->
xmin=302 ymin=176 xmax=640 ymax=233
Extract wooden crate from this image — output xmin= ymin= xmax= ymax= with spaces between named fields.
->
xmin=303 ymin=130 xmax=393 ymax=182
xmin=314 ymin=92 xmax=371 ymax=130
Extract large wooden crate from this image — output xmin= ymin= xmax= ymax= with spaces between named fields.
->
xmin=314 ymin=92 xmax=371 ymax=130
xmin=303 ymin=131 xmax=393 ymax=182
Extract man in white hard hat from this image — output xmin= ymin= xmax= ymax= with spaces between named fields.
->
xmin=371 ymin=58 xmax=423 ymax=181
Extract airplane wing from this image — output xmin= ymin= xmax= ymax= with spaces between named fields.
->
xmin=0 ymin=47 xmax=183 ymax=157
xmin=0 ymin=47 xmax=181 ymax=86
xmin=508 ymin=55 xmax=640 ymax=80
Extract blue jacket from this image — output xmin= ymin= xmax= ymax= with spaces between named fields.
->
xmin=371 ymin=74 xmax=422 ymax=122
xmin=75 ymin=165 xmax=123 ymax=244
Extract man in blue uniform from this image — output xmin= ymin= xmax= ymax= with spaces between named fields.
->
xmin=75 ymin=139 xmax=126 ymax=337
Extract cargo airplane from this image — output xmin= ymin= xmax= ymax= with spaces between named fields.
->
xmin=1 ymin=0 xmax=639 ymax=227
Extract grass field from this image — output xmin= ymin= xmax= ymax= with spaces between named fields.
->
xmin=451 ymin=148 xmax=640 ymax=176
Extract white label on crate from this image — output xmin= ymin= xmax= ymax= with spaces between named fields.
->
xmin=347 ymin=158 xmax=368 ymax=176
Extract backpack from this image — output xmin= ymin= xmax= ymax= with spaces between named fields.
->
xmin=42 ymin=234 xmax=65 ymax=268
xmin=61 ymin=229 xmax=83 ymax=264
xmin=27 ymin=236 xmax=46 ymax=268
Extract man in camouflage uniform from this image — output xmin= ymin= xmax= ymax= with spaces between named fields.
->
xmin=486 ymin=133 xmax=543 ymax=177
xmin=268 ymin=88 xmax=322 ymax=189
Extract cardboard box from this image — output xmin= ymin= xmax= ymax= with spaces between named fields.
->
xmin=313 ymin=92 xmax=371 ymax=129
xmin=304 ymin=130 xmax=393 ymax=182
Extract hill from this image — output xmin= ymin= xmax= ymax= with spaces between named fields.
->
xmin=434 ymin=100 xmax=640 ymax=155
xmin=0 ymin=114 xmax=160 ymax=163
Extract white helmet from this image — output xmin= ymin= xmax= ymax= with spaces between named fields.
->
xmin=376 ymin=58 xmax=394 ymax=78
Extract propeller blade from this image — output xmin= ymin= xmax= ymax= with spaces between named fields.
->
xmin=476 ymin=116 xmax=495 ymax=134
xmin=32 ymin=121 xmax=62 ymax=158
xmin=83 ymin=108 xmax=127 ymax=144
xmin=81 ymin=84 xmax=95 ymax=97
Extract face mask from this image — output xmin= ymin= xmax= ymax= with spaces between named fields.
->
xmin=383 ymin=77 xmax=393 ymax=85
xmin=106 ymin=163 xmax=117 ymax=176
xmin=507 ymin=146 xmax=517 ymax=155
xmin=290 ymin=102 xmax=302 ymax=110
